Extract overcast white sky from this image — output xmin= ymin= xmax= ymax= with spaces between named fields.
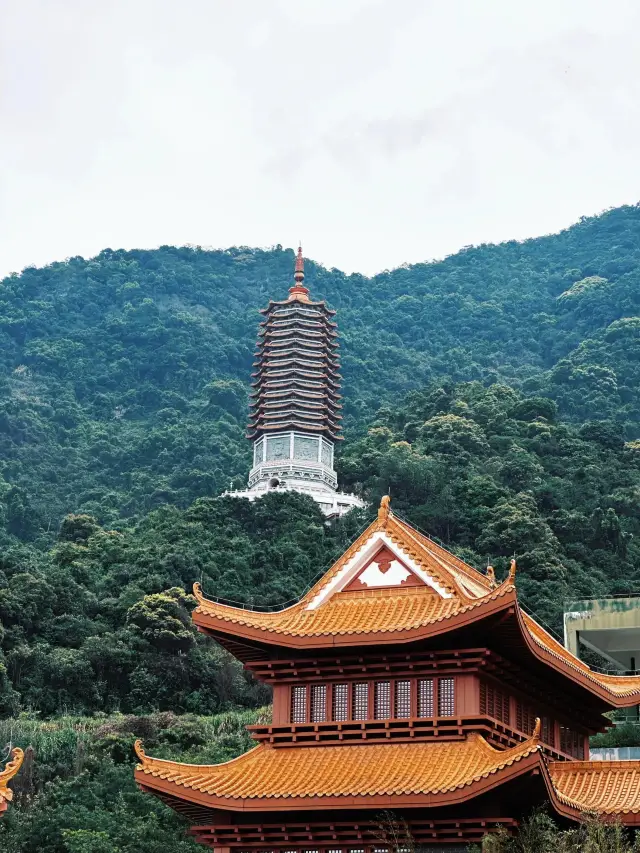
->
xmin=1 ymin=0 xmax=640 ymax=279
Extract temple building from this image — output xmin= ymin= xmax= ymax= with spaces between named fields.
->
xmin=226 ymin=247 xmax=363 ymax=518
xmin=0 ymin=748 xmax=23 ymax=816
xmin=136 ymin=497 xmax=640 ymax=850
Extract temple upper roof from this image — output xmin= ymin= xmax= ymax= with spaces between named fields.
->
xmin=193 ymin=496 xmax=640 ymax=706
xmin=0 ymin=748 xmax=23 ymax=815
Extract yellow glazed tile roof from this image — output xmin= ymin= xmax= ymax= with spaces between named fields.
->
xmin=550 ymin=760 xmax=640 ymax=815
xmin=0 ymin=748 xmax=23 ymax=814
xmin=522 ymin=611 xmax=640 ymax=697
xmin=193 ymin=584 xmax=512 ymax=639
xmin=136 ymin=728 xmax=640 ymax=822
xmin=135 ymin=733 xmax=540 ymax=803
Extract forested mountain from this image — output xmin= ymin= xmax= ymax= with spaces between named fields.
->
xmin=1 ymin=203 xmax=640 ymax=534
xmin=2 ymin=204 xmax=640 ymax=852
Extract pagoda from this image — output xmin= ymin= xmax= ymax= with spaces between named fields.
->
xmin=0 ymin=748 xmax=23 ymax=816
xmin=136 ymin=497 xmax=640 ymax=850
xmin=227 ymin=247 xmax=363 ymax=518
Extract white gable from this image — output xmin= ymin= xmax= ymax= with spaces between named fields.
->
xmin=357 ymin=559 xmax=411 ymax=588
xmin=306 ymin=531 xmax=452 ymax=610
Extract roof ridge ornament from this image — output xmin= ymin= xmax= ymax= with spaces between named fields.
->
xmin=486 ymin=565 xmax=497 ymax=588
xmin=134 ymin=739 xmax=149 ymax=768
xmin=288 ymin=245 xmax=310 ymax=302
xmin=531 ymin=716 xmax=541 ymax=744
xmin=508 ymin=558 xmax=517 ymax=584
xmin=0 ymin=747 xmax=24 ymax=808
xmin=377 ymin=495 xmax=392 ymax=527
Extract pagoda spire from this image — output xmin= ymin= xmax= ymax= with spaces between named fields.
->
xmin=288 ymin=245 xmax=310 ymax=301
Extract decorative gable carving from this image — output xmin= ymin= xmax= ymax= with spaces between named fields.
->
xmin=344 ymin=546 xmax=426 ymax=591
xmin=306 ymin=531 xmax=451 ymax=610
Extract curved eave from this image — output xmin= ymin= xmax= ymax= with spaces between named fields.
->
xmin=194 ymin=589 xmax=640 ymax=705
xmin=248 ymin=425 xmax=343 ymax=439
xmin=134 ymin=736 xmax=545 ymax=814
xmin=192 ymin=585 xmax=517 ymax=651
xmin=135 ymin=742 xmax=640 ymax=825
xmin=0 ymin=748 xmax=24 ymax=815
xmin=514 ymin=607 xmax=640 ymax=707
xmin=260 ymin=301 xmax=337 ymax=317
xmin=136 ymin=755 xmax=543 ymax=813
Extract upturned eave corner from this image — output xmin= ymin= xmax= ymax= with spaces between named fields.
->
xmin=0 ymin=747 xmax=24 ymax=812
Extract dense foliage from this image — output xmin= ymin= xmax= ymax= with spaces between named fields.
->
xmin=339 ymin=382 xmax=640 ymax=623
xmin=0 ymin=493 xmax=366 ymax=716
xmin=0 ymin=710 xmax=266 ymax=853
xmin=474 ymin=808 xmax=640 ymax=852
xmin=2 ymin=204 xmax=640 ymax=849
xmin=1 ymin=204 xmax=640 ymax=532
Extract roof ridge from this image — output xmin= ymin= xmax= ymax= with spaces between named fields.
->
xmin=549 ymin=758 xmax=640 ymax=771
xmin=394 ymin=517 xmax=493 ymax=593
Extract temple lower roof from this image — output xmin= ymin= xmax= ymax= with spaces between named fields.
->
xmin=135 ymin=732 xmax=542 ymax=810
xmin=134 ymin=730 xmax=640 ymax=822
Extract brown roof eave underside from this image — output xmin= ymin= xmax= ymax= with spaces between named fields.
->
xmin=193 ymin=598 xmax=640 ymax=708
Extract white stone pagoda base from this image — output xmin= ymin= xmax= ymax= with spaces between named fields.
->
xmin=224 ymin=479 xmax=365 ymax=519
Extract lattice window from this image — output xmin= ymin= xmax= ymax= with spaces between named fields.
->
xmin=352 ymin=682 xmax=369 ymax=720
xmin=395 ymin=680 xmax=411 ymax=718
xmin=516 ymin=701 xmax=536 ymax=736
xmin=438 ymin=678 xmax=455 ymax=716
xmin=542 ymin=716 xmax=555 ymax=747
xmin=374 ymin=681 xmax=391 ymax=719
xmin=480 ymin=681 xmax=510 ymax=724
xmin=417 ymin=678 xmax=434 ymax=717
xmin=310 ymin=684 xmax=327 ymax=722
xmin=291 ymin=685 xmax=307 ymax=723
xmin=560 ymin=726 xmax=585 ymax=759
xmin=332 ymin=683 xmax=348 ymax=721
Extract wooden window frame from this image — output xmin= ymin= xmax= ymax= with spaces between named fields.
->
xmin=437 ymin=677 xmax=456 ymax=717
xmin=310 ymin=684 xmax=327 ymax=722
xmin=290 ymin=676 xmax=457 ymax=723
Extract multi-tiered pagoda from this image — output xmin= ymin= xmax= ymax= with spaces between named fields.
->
xmin=0 ymin=748 xmax=23 ymax=816
xmin=228 ymin=248 xmax=362 ymax=517
xmin=135 ymin=497 xmax=640 ymax=850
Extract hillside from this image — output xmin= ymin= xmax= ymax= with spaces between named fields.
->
xmin=1 ymin=204 xmax=640 ymax=535
xmin=2 ymin=206 xmax=640 ymax=851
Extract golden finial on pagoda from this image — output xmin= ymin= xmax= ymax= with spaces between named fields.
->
xmin=378 ymin=494 xmax=392 ymax=526
xmin=288 ymin=245 xmax=310 ymax=301
xmin=0 ymin=747 xmax=24 ymax=810
xmin=508 ymin=558 xmax=517 ymax=584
